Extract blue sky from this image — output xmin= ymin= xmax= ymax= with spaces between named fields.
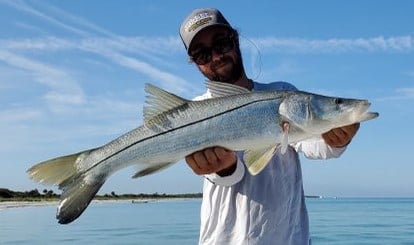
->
xmin=1 ymin=0 xmax=413 ymax=197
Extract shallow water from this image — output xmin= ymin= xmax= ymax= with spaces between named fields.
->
xmin=1 ymin=198 xmax=413 ymax=244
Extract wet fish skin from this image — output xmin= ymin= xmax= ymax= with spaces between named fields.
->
xmin=27 ymin=81 xmax=378 ymax=224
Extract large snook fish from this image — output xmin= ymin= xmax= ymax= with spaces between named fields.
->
xmin=27 ymin=81 xmax=378 ymax=224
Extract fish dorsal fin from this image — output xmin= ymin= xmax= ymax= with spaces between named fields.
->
xmin=206 ymin=80 xmax=250 ymax=98
xmin=244 ymin=145 xmax=278 ymax=175
xmin=144 ymin=83 xmax=189 ymax=122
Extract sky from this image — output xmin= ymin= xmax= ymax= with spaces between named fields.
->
xmin=0 ymin=0 xmax=413 ymax=197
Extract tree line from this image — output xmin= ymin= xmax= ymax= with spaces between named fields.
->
xmin=0 ymin=188 xmax=202 ymax=201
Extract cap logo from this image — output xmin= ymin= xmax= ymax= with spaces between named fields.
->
xmin=185 ymin=12 xmax=213 ymax=32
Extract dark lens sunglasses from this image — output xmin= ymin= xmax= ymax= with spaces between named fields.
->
xmin=190 ymin=34 xmax=235 ymax=65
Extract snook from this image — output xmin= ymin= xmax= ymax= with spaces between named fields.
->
xmin=27 ymin=81 xmax=378 ymax=224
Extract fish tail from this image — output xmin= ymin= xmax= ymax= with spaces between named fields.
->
xmin=27 ymin=148 xmax=105 ymax=224
xmin=57 ymin=172 xmax=105 ymax=224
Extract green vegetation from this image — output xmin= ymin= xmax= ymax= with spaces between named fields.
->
xmin=0 ymin=188 xmax=58 ymax=202
xmin=0 ymin=188 xmax=202 ymax=202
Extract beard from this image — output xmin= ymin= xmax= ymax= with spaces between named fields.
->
xmin=201 ymin=47 xmax=244 ymax=84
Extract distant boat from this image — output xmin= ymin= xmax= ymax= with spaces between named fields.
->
xmin=131 ymin=200 xmax=149 ymax=204
xmin=305 ymin=195 xmax=323 ymax=199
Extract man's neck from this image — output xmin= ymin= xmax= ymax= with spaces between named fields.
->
xmin=231 ymin=74 xmax=252 ymax=90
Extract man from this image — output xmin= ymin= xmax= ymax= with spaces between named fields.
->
xmin=179 ymin=8 xmax=359 ymax=244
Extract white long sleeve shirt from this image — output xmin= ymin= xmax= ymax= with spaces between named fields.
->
xmin=196 ymin=81 xmax=346 ymax=245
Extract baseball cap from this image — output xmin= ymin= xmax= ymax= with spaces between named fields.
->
xmin=179 ymin=8 xmax=232 ymax=53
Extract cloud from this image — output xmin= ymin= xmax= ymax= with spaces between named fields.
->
xmin=1 ymin=0 xmax=89 ymax=36
xmin=0 ymin=108 xmax=43 ymax=123
xmin=77 ymin=42 xmax=190 ymax=93
xmin=0 ymin=36 xmax=191 ymax=93
xmin=247 ymin=36 xmax=414 ymax=54
xmin=0 ymin=36 xmax=181 ymax=55
xmin=0 ymin=0 xmax=192 ymax=94
xmin=377 ymin=87 xmax=414 ymax=101
xmin=396 ymin=87 xmax=414 ymax=99
xmin=32 ymin=0 xmax=117 ymax=37
xmin=0 ymin=49 xmax=86 ymax=107
xmin=0 ymin=37 xmax=75 ymax=51
xmin=403 ymin=70 xmax=414 ymax=78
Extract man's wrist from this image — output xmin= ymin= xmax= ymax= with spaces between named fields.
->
xmin=216 ymin=163 xmax=237 ymax=177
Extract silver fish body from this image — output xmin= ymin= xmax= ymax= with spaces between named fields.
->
xmin=27 ymin=81 xmax=378 ymax=224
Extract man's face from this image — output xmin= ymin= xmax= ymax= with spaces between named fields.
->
xmin=188 ymin=27 xmax=243 ymax=84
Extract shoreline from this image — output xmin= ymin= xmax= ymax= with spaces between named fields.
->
xmin=0 ymin=197 xmax=202 ymax=210
xmin=0 ymin=200 xmax=59 ymax=210
xmin=3 ymin=195 xmax=411 ymax=210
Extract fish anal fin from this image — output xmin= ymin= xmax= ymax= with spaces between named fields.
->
xmin=132 ymin=161 xmax=176 ymax=178
xmin=244 ymin=145 xmax=278 ymax=175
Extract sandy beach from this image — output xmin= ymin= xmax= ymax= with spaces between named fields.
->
xmin=0 ymin=200 xmax=59 ymax=210
xmin=0 ymin=199 xmax=152 ymax=210
xmin=0 ymin=195 xmax=201 ymax=211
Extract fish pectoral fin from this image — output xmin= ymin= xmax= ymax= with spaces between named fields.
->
xmin=132 ymin=161 xmax=176 ymax=178
xmin=280 ymin=121 xmax=290 ymax=154
xmin=244 ymin=145 xmax=278 ymax=176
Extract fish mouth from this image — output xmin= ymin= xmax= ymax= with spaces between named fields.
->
xmin=359 ymin=111 xmax=379 ymax=122
xmin=353 ymin=101 xmax=379 ymax=122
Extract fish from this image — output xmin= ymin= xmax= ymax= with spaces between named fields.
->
xmin=27 ymin=81 xmax=378 ymax=224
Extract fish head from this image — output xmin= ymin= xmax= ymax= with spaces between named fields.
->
xmin=279 ymin=91 xmax=379 ymax=135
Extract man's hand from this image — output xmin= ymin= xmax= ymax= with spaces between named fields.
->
xmin=185 ymin=147 xmax=237 ymax=176
xmin=322 ymin=123 xmax=360 ymax=148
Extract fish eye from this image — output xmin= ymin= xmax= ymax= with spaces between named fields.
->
xmin=334 ymin=98 xmax=344 ymax=105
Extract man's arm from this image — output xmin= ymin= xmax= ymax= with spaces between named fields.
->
xmin=185 ymin=123 xmax=360 ymax=178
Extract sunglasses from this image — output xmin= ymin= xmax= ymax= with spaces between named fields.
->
xmin=189 ymin=35 xmax=235 ymax=65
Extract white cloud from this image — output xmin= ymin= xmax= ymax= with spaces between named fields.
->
xmin=0 ymin=37 xmax=75 ymax=51
xmin=0 ymin=108 xmax=43 ymax=123
xmin=79 ymin=44 xmax=190 ymax=93
xmin=1 ymin=0 xmax=89 ymax=36
xmin=403 ymin=70 xmax=414 ymax=78
xmin=376 ymin=87 xmax=414 ymax=101
xmin=15 ymin=21 xmax=48 ymax=35
xmin=248 ymin=36 xmax=414 ymax=54
xmin=0 ymin=49 xmax=86 ymax=107
xmin=396 ymin=87 xmax=414 ymax=98
xmin=0 ymin=0 xmax=192 ymax=94
xmin=0 ymin=36 xmax=181 ymax=55
xmin=4 ymin=35 xmax=413 ymax=55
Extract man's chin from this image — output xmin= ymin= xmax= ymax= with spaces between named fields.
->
xmin=215 ymin=64 xmax=233 ymax=77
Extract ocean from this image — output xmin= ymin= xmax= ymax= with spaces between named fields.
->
xmin=0 ymin=198 xmax=413 ymax=244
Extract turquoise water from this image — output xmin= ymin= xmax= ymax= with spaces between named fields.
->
xmin=0 ymin=198 xmax=413 ymax=244
xmin=307 ymin=198 xmax=414 ymax=244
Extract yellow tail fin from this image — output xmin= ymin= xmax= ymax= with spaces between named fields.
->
xmin=27 ymin=152 xmax=82 ymax=186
